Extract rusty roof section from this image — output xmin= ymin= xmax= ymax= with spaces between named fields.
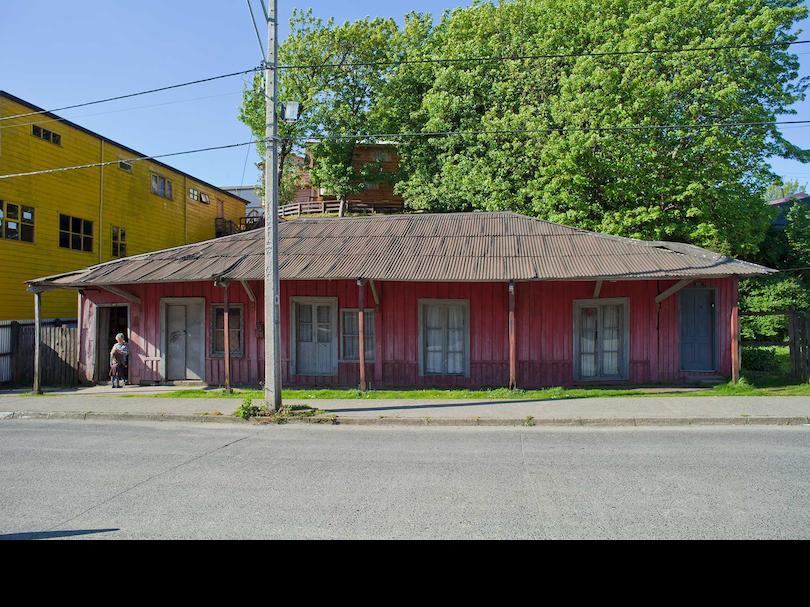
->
xmin=29 ymin=212 xmax=773 ymax=288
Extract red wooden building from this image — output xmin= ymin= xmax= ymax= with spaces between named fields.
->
xmin=28 ymin=212 xmax=771 ymax=389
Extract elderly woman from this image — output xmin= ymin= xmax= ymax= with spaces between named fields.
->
xmin=109 ymin=333 xmax=129 ymax=388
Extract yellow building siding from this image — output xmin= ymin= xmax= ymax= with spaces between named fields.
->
xmin=0 ymin=93 xmax=247 ymax=321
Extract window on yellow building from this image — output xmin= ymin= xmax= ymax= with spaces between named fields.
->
xmin=32 ymin=125 xmax=61 ymax=146
xmin=0 ymin=202 xmax=35 ymax=243
xmin=189 ymin=188 xmax=200 ymax=201
xmin=151 ymin=173 xmax=173 ymax=200
xmin=119 ymin=159 xmax=133 ymax=173
xmin=59 ymin=214 xmax=93 ymax=252
xmin=111 ymin=226 xmax=127 ymax=258
xmin=200 ymin=192 xmax=210 ymax=204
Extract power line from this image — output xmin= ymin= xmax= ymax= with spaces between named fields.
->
xmin=0 ymin=90 xmax=244 ymax=132
xmin=280 ymin=39 xmax=810 ymax=70
xmin=0 ymin=140 xmax=260 ymax=180
xmin=293 ymin=119 xmax=810 ymax=142
xmin=245 ymin=0 xmax=266 ymax=60
xmin=2 ymin=118 xmax=808 ymax=181
xmin=0 ymin=66 xmax=262 ymax=122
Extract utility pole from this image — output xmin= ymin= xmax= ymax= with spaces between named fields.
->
xmin=264 ymin=0 xmax=282 ymax=411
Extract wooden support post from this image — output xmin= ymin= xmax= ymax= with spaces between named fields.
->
xmin=731 ymin=298 xmax=741 ymax=384
xmin=788 ymin=307 xmax=798 ymax=381
xmin=33 ymin=290 xmax=42 ymax=395
xmin=508 ymin=281 xmax=516 ymax=390
xmin=593 ymin=279 xmax=603 ymax=299
xmin=358 ymin=279 xmax=367 ymax=392
xmin=222 ymin=282 xmax=232 ymax=394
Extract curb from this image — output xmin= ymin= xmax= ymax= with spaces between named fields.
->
xmin=1 ymin=411 xmax=809 ymax=427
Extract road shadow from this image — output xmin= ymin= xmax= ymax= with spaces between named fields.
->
xmin=0 ymin=528 xmax=119 ymax=540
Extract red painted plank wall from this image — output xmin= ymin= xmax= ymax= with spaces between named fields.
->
xmin=78 ymin=276 xmax=737 ymax=388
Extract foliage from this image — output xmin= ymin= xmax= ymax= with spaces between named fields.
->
xmin=764 ymin=178 xmax=806 ymax=201
xmin=234 ymin=397 xmax=264 ymax=420
xmin=239 ymin=9 xmax=403 ymax=205
xmin=377 ymin=0 xmax=808 ymax=256
xmin=739 ymin=274 xmax=810 ymax=339
xmin=785 ymin=202 xmax=810 ymax=265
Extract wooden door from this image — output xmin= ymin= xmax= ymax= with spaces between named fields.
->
xmin=680 ymin=289 xmax=716 ymax=371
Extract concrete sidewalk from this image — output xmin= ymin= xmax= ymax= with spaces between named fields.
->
xmin=1 ymin=389 xmax=809 ymax=426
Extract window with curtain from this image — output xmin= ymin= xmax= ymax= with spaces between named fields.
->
xmin=420 ymin=300 xmax=469 ymax=376
xmin=574 ymin=299 xmax=628 ymax=380
xmin=341 ymin=309 xmax=375 ymax=361
xmin=211 ymin=304 xmax=243 ymax=357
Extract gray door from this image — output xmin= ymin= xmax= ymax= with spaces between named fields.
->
xmin=166 ymin=302 xmax=204 ymax=380
xmin=680 ymin=289 xmax=716 ymax=371
xmin=296 ymin=302 xmax=334 ymax=375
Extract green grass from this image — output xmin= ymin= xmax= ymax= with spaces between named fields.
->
xmin=145 ymin=381 xmax=810 ymax=401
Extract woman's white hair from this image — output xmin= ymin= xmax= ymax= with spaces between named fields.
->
xmin=115 ymin=333 xmax=126 ymax=341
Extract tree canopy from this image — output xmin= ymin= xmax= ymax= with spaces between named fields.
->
xmin=240 ymin=0 xmax=808 ymax=256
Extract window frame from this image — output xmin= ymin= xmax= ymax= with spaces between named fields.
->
xmin=210 ymin=303 xmax=245 ymax=358
xmin=0 ymin=201 xmax=35 ymax=243
xmin=417 ymin=299 xmax=471 ymax=377
xmin=111 ymin=225 xmax=127 ymax=258
xmin=150 ymin=173 xmax=173 ymax=200
xmin=118 ymin=159 xmax=133 ymax=173
xmin=58 ymin=213 xmax=93 ymax=253
xmin=340 ymin=308 xmax=376 ymax=362
xmin=188 ymin=187 xmax=200 ymax=201
xmin=572 ymin=297 xmax=630 ymax=382
xmin=32 ymin=125 xmax=61 ymax=146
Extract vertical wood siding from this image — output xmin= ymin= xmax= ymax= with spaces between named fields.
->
xmin=79 ymin=276 xmax=738 ymax=388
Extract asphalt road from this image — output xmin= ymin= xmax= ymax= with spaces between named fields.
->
xmin=1 ymin=420 xmax=808 ymax=539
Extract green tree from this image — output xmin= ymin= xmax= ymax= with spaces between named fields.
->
xmin=765 ymin=178 xmax=806 ymax=201
xmin=378 ymin=0 xmax=808 ymax=257
xmin=239 ymin=9 xmax=402 ymax=213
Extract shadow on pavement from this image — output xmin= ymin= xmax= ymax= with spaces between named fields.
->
xmin=0 ymin=528 xmax=119 ymax=540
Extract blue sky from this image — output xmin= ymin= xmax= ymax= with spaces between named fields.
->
xmin=1 ymin=1 xmax=808 ymax=189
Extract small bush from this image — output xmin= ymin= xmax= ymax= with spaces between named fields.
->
xmin=235 ymin=397 xmax=264 ymax=420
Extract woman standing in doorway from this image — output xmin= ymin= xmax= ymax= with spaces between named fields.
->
xmin=109 ymin=333 xmax=128 ymax=388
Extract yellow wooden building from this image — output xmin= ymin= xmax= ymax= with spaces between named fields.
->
xmin=0 ymin=91 xmax=248 ymax=321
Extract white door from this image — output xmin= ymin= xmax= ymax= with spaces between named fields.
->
xmin=295 ymin=301 xmax=335 ymax=375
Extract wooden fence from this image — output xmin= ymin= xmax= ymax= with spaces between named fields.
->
xmin=740 ymin=309 xmax=809 ymax=381
xmin=0 ymin=321 xmax=80 ymax=388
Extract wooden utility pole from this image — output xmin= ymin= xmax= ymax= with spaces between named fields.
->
xmin=358 ymin=279 xmax=367 ymax=392
xmin=32 ymin=290 xmax=42 ymax=395
xmin=264 ymin=0 xmax=282 ymax=410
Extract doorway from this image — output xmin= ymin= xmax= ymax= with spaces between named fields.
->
xmin=292 ymin=298 xmax=337 ymax=376
xmin=162 ymin=298 xmax=205 ymax=381
xmin=95 ymin=305 xmax=129 ymax=383
xmin=679 ymin=289 xmax=716 ymax=372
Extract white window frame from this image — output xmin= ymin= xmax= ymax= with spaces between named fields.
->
xmin=188 ymin=188 xmax=200 ymax=201
xmin=417 ymin=299 xmax=471 ymax=377
xmin=118 ymin=159 xmax=133 ymax=173
xmin=572 ymin=297 xmax=630 ymax=382
xmin=340 ymin=308 xmax=376 ymax=362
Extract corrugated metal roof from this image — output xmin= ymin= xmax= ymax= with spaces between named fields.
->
xmin=29 ymin=212 xmax=773 ymax=288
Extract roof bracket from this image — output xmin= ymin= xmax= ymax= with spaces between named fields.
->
xmin=655 ymin=278 xmax=694 ymax=305
xmin=240 ymin=280 xmax=256 ymax=303
xmin=100 ymin=285 xmax=141 ymax=305
xmin=593 ymin=280 xmax=603 ymax=298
